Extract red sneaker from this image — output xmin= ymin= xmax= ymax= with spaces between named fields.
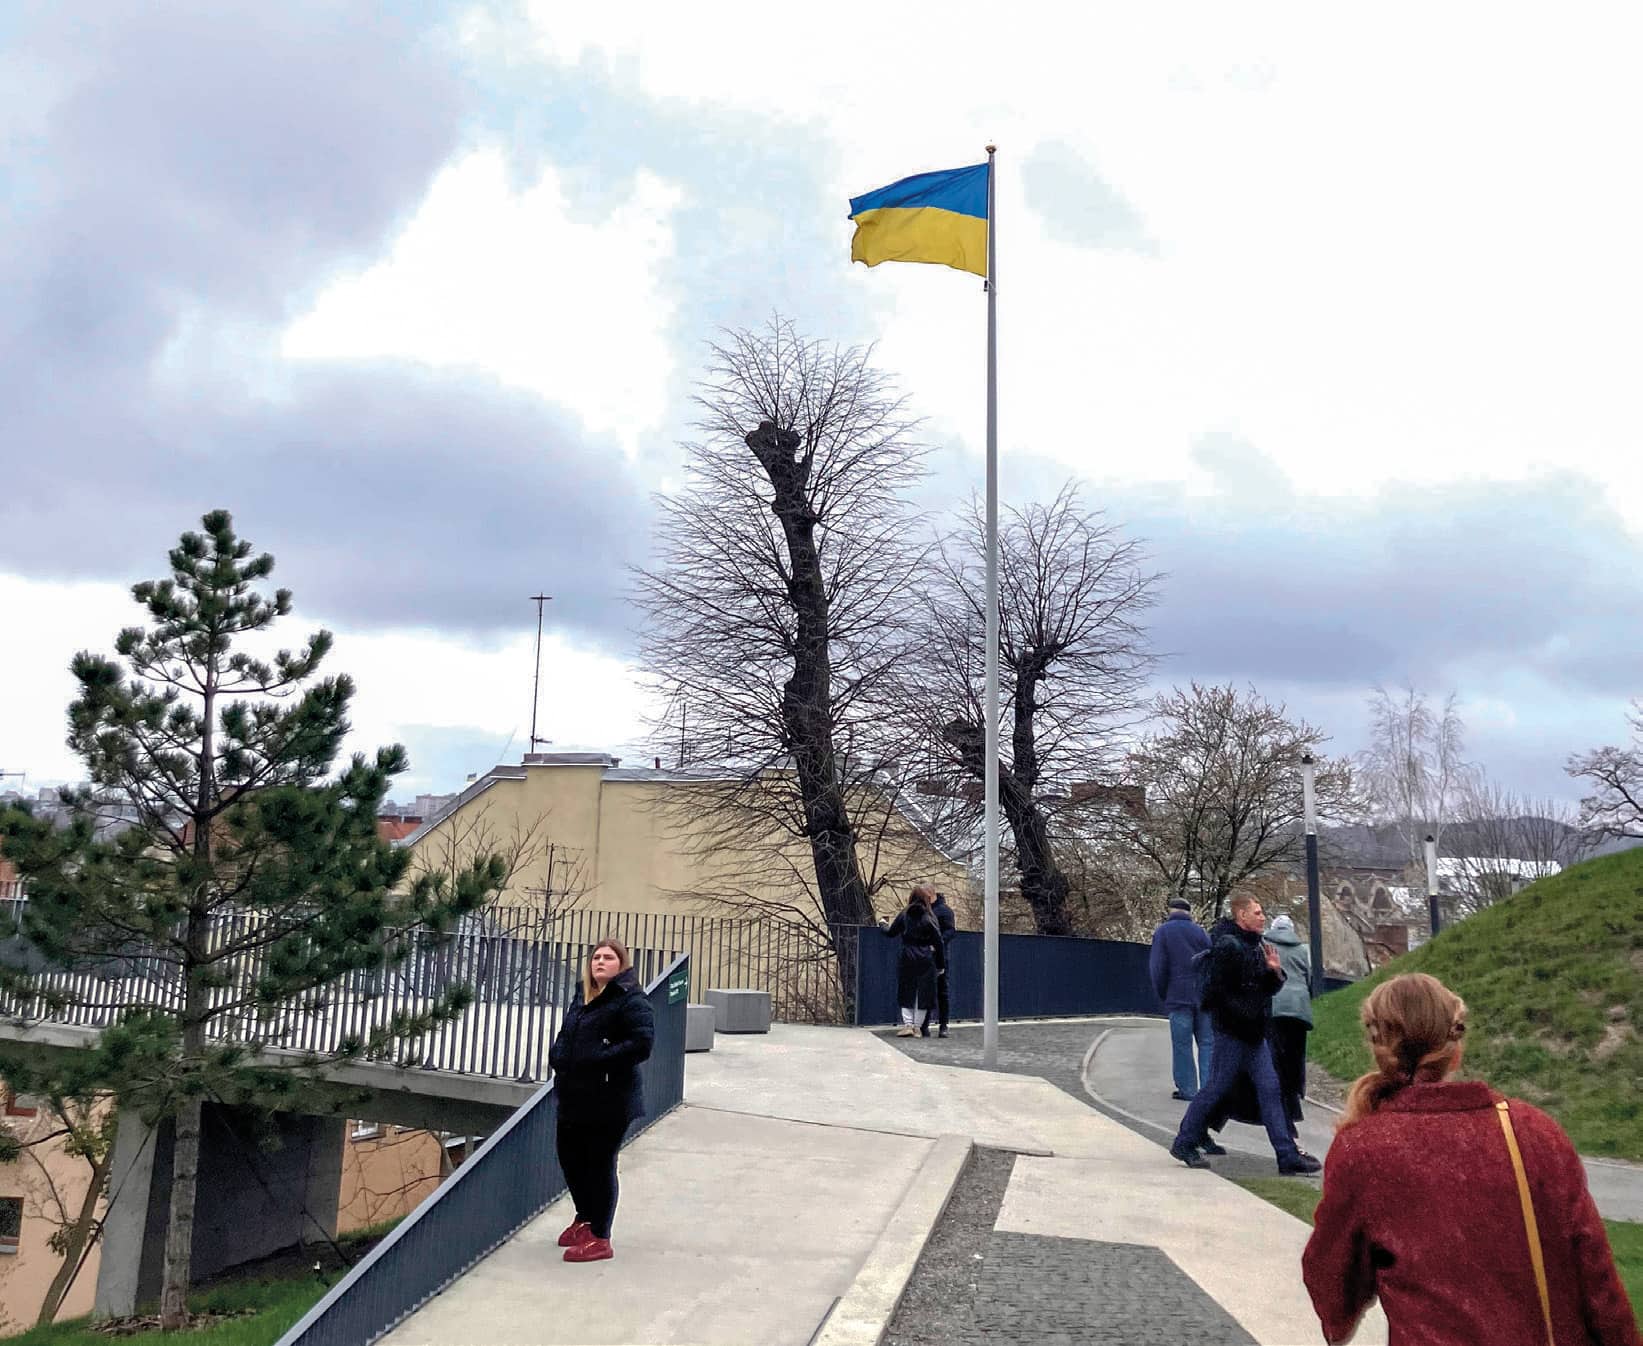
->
xmin=563 ymin=1236 xmax=613 ymax=1263
xmin=557 ymin=1220 xmax=592 ymax=1248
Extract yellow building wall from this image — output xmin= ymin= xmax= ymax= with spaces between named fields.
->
xmin=406 ymin=763 xmax=969 ymax=923
xmin=0 ymin=1098 xmax=108 ymax=1334
xmin=336 ymin=1124 xmax=447 ymax=1234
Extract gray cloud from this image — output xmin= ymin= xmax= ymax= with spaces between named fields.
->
xmin=0 ymin=5 xmax=875 ymax=653
xmin=921 ymin=435 xmax=1640 ymax=796
xmin=1023 ymin=141 xmax=1157 ymax=255
xmin=0 ymin=3 xmax=652 ymax=648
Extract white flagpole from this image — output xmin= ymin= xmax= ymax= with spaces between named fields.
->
xmin=982 ymin=143 xmax=1000 ymax=1068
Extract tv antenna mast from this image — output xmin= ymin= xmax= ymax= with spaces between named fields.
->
xmin=529 ymin=594 xmax=553 ymax=754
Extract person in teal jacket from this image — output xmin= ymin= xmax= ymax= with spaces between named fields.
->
xmin=1265 ymin=914 xmax=1313 ymax=1144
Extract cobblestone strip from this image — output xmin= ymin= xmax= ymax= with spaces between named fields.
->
xmin=884 ymin=1146 xmax=1016 ymax=1346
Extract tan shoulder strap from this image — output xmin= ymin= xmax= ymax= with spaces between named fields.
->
xmin=1496 ymin=1100 xmax=1556 ymax=1346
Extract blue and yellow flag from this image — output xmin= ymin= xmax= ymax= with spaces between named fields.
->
xmin=848 ymin=163 xmax=989 ymax=278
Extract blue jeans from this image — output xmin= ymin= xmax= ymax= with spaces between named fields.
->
xmin=1175 ymin=1031 xmax=1298 ymax=1162
xmin=1168 ymin=1009 xmax=1214 ymax=1098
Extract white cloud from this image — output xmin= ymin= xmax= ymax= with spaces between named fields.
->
xmin=509 ymin=3 xmax=1643 ymax=522
xmin=281 ymin=148 xmax=683 ymax=453
xmin=0 ymin=571 xmax=653 ymax=795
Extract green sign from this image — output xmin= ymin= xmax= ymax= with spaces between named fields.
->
xmin=667 ymin=971 xmax=689 ymax=1004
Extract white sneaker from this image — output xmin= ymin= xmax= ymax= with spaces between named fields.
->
xmin=896 ymin=1026 xmax=916 ymax=1037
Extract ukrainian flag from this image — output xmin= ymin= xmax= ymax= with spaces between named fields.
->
xmin=848 ymin=163 xmax=989 ymax=278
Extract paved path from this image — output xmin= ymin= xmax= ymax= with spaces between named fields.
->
xmin=381 ymin=1104 xmax=933 ymax=1346
xmin=382 ymin=1021 xmax=1390 ymax=1344
xmin=1082 ymin=1016 xmax=1643 ymax=1222
xmin=700 ymin=1023 xmax=1387 ymax=1344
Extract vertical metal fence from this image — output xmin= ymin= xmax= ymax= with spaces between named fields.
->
xmin=0 ymin=903 xmax=862 ymax=1081
xmin=273 ymin=953 xmax=691 ymax=1346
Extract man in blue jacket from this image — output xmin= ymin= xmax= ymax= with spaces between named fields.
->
xmin=1149 ymin=897 xmax=1213 ymax=1100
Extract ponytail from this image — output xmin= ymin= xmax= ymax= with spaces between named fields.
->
xmin=1338 ymin=973 xmax=1468 ymax=1130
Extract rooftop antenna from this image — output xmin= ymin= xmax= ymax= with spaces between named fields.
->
xmin=529 ymin=595 xmax=553 ymax=755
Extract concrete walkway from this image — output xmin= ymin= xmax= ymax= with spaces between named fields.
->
xmin=382 ymin=1103 xmax=933 ymax=1346
xmin=382 ymin=1022 xmax=1386 ymax=1345
xmin=1084 ymin=1016 xmax=1643 ymax=1223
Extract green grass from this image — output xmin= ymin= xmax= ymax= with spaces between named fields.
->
xmin=1233 ymin=1178 xmax=1643 ymax=1328
xmin=1233 ymin=1175 xmax=1321 ymax=1224
xmin=7 ymin=1220 xmax=398 ymax=1344
xmin=5 ymin=1275 xmax=336 ymax=1346
xmin=1309 ymin=847 xmax=1643 ymax=1159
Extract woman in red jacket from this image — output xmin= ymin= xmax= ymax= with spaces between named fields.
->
xmin=1302 ymin=973 xmax=1638 ymax=1345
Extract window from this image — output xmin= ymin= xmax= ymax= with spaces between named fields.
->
xmin=3 ymin=1092 xmax=37 ymax=1120
xmin=350 ymin=1122 xmax=380 ymax=1142
xmin=0 ymin=1197 xmax=21 ymax=1253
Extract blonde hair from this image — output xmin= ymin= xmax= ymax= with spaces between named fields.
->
xmin=581 ymin=937 xmax=633 ymax=1004
xmin=1339 ymin=973 xmax=1468 ymax=1129
xmin=1229 ymin=894 xmax=1259 ymax=918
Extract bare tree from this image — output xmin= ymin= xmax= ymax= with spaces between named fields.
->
xmin=0 ymin=1093 xmax=115 ymax=1327
xmin=1117 ymin=682 xmax=1357 ymax=915
xmin=1568 ymin=701 xmax=1643 ymax=839
xmin=1359 ymin=682 xmax=1469 ymax=871
xmin=410 ymin=804 xmax=592 ymax=921
xmin=1446 ymin=775 xmax=1587 ymax=917
xmin=632 ymin=319 xmax=929 ymax=943
xmin=915 ymin=483 xmax=1159 ymax=935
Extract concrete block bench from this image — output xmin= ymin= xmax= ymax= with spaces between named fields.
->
xmin=703 ymin=988 xmax=771 ymax=1034
xmin=685 ymin=1003 xmax=716 ymax=1052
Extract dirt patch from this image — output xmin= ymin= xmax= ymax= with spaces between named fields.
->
xmin=1594 ymin=1022 xmax=1636 ymax=1063
xmin=1305 ymin=1061 xmax=1348 ymax=1108
xmin=94 ymin=1310 xmax=255 ymax=1335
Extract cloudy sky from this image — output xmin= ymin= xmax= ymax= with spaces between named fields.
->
xmin=4 ymin=2 xmax=1640 ymax=803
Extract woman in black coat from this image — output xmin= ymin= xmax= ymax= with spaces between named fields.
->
xmin=884 ymin=886 xmax=945 ymax=1037
xmin=547 ymin=938 xmax=655 ymax=1263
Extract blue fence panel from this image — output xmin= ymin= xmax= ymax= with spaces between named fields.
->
xmin=854 ymin=927 xmax=1163 ymax=1024
xmin=275 ymin=953 xmax=690 ymax=1346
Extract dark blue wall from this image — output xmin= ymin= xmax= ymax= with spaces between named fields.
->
xmin=855 ymin=928 xmax=1161 ymax=1025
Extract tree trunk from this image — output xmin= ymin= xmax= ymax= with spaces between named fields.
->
xmin=999 ymin=775 xmax=1073 ymax=936
xmin=1004 ymin=663 xmax=1073 ymax=935
xmin=35 ymin=1142 xmax=113 ymax=1326
xmin=748 ymin=420 xmax=873 ymax=928
xmin=158 ymin=1090 xmax=201 ymax=1328
xmin=944 ymin=695 xmax=1075 ymax=937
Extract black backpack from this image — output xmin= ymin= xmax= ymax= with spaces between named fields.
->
xmin=1192 ymin=946 xmax=1218 ymax=1011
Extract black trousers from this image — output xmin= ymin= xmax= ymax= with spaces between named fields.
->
xmin=556 ymin=1115 xmax=625 ymax=1240
xmin=1269 ymin=1016 xmax=1310 ymax=1129
xmin=932 ymin=969 xmax=950 ymax=1031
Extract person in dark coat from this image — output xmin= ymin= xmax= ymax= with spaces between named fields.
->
xmin=548 ymin=937 xmax=656 ymax=1263
xmin=1304 ymin=973 xmax=1639 ymax=1345
xmin=1148 ymin=896 xmax=1213 ymax=1099
xmin=884 ymin=886 xmax=945 ymax=1036
xmin=926 ymin=891 xmax=958 ymax=1039
xmin=1170 ymin=895 xmax=1320 ymax=1175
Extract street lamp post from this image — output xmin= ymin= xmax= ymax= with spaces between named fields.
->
xmin=1424 ymin=833 xmax=1442 ymax=938
xmin=1301 ymin=754 xmax=1323 ymax=996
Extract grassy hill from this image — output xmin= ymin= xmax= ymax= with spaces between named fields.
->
xmin=1310 ymin=846 xmax=1643 ymax=1160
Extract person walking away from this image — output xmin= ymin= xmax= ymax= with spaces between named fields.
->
xmin=1304 ymin=973 xmax=1639 ymax=1345
xmin=884 ymin=887 xmax=945 ymax=1037
xmin=1149 ymin=897 xmax=1212 ymax=1099
xmin=927 ymin=890 xmax=958 ymax=1038
xmin=1265 ymin=913 xmax=1313 ymax=1149
xmin=1170 ymin=896 xmax=1320 ymax=1175
xmin=548 ymin=938 xmax=656 ymax=1263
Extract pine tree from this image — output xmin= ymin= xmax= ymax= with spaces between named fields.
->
xmin=0 ymin=511 xmax=504 ymax=1328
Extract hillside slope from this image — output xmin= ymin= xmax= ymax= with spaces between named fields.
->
xmin=1310 ymin=847 xmax=1643 ymax=1159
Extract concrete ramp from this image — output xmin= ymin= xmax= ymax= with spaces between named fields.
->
xmin=380 ymin=1105 xmax=932 ymax=1346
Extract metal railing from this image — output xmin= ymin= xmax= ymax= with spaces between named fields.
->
xmin=274 ymin=953 xmax=690 ymax=1346
xmin=0 ymin=902 xmax=856 ymax=1080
